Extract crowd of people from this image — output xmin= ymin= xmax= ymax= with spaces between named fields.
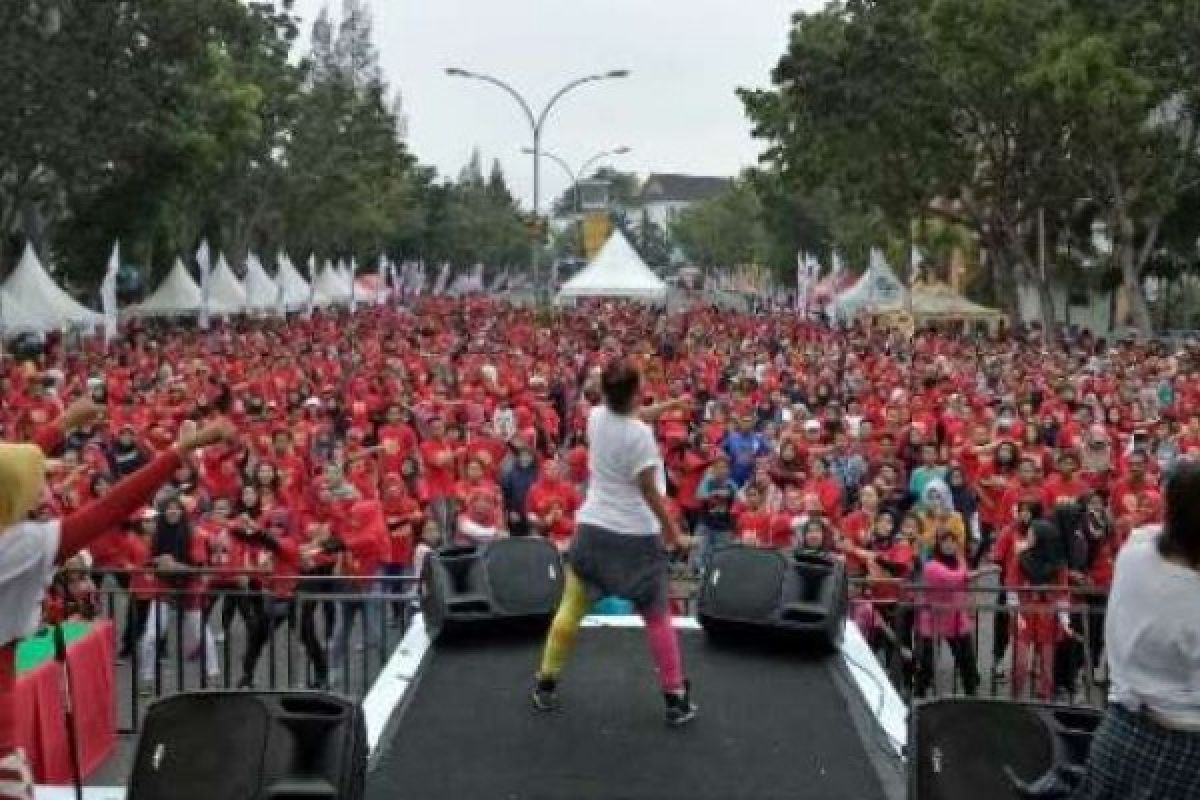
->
xmin=1 ymin=298 xmax=1193 ymax=703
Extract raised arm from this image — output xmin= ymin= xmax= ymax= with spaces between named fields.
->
xmin=30 ymin=399 xmax=106 ymax=454
xmin=57 ymin=420 xmax=236 ymax=563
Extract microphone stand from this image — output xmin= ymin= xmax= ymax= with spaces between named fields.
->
xmin=51 ymin=621 xmax=85 ymax=800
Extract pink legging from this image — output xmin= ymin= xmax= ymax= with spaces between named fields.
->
xmin=538 ymin=568 xmax=685 ymax=692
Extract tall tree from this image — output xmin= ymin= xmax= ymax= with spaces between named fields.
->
xmin=670 ymin=178 xmax=772 ymax=271
xmin=1029 ymin=0 xmax=1200 ymax=332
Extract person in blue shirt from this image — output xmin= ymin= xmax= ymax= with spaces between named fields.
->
xmin=694 ymin=456 xmax=739 ymax=572
xmin=722 ymin=413 xmax=768 ymax=487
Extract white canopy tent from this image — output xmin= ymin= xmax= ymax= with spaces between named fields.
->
xmin=0 ymin=243 xmax=103 ymax=333
xmin=131 ymin=258 xmax=236 ymax=317
xmin=208 ymin=254 xmax=247 ymax=310
xmin=276 ymin=254 xmax=312 ymax=311
xmin=313 ymin=261 xmax=351 ymax=304
xmin=557 ymin=230 xmax=667 ymax=302
xmin=242 ymin=253 xmax=278 ymax=312
xmin=829 ymin=248 xmax=907 ymax=321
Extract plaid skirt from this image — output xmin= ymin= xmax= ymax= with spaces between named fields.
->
xmin=1071 ymin=704 xmax=1200 ymax=800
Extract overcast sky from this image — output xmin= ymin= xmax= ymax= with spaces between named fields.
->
xmin=288 ymin=0 xmax=818 ymax=208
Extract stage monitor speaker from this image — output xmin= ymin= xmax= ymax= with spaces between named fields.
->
xmin=421 ymin=536 xmax=564 ymax=640
xmin=910 ymin=699 xmax=1102 ymax=800
xmin=128 ymin=691 xmax=366 ymax=800
xmin=697 ymin=545 xmax=848 ymax=652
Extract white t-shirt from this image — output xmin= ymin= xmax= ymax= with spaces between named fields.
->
xmin=1106 ymin=532 xmax=1200 ymax=727
xmin=0 ymin=520 xmax=60 ymax=645
xmin=577 ymin=406 xmax=664 ymax=536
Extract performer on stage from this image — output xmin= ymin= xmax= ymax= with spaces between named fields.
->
xmin=1072 ymin=461 xmax=1200 ymax=800
xmin=532 ymin=359 xmax=697 ymax=726
xmin=0 ymin=403 xmax=234 ymax=800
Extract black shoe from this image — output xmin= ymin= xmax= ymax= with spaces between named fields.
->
xmin=664 ymin=681 xmax=698 ymax=727
xmin=236 ymin=675 xmax=254 ymax=690
xmin=532 ymin=676 xmax=559 ymax=712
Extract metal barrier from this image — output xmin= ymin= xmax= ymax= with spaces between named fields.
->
xmin=844 ymin=581 xmax=1110 ymax=707
xmin=84 ymin=567 xmax=1110 ymax=733
xmin=93 ymin=572 xmax=418 ymax=734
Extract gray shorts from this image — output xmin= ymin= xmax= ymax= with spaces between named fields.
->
xmin=567 ymin=523 xmax=669 ymax=613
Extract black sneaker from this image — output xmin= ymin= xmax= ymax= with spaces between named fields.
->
xmin=664 ymin=681 xmax=698 ymax=727
xmin=532 ymin=676 xmax=560 ymax=712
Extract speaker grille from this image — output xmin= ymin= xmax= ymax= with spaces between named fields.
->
xmin=486 ymin=538 xmax=563 ymax=615
xmin=131 ymin=695 xmax=271 ymax=800
xmin=700 ymin=547 xmax=786 ymax=622
xmin=914 ymin=701 xmax=1056 ymax=800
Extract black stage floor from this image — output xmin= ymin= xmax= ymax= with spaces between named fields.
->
xmin=367 ymin=626 xmax=905 ymax=800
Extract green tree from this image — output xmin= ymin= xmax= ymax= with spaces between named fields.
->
xmin=670 ymin=178 xmax=771 ymax=271
xmin=1028 ymin=1 xmax=1200 ymax=332
xmin=740 ymin=0 xmax=1083 ymax=329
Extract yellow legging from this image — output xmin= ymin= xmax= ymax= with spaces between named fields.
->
xmin=538 ymin=568 xmax=591 ymax=678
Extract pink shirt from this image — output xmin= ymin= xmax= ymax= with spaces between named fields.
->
xmin=916 ymin=558 xmax=974 ymax=639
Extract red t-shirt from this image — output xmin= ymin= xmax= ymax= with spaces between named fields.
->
xmin=735 ymin=508 xmax=775 ymax=547
xmin=526 ymin=478 xmax=581 ymax=543
xmin=420 ymin=439 xmax=458 ymax=498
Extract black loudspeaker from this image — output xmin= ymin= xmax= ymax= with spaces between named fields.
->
xmin=910 ymin=699 xmax=1103 ymax=800
xmin=420 ymin=537 xmax=564 ymax=640
xmin=128 ymin=691 xmax=366 ymax=800
xmin=697 ymin=545 xmax=848 ymax=652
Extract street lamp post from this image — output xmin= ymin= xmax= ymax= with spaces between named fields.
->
xmin=526 ymin=145 xmax=631 ymax=215
xmin=445 ymin=67 xmax=629 ymax=299
xmin=523 ymin=146 xmax=631 ymax=270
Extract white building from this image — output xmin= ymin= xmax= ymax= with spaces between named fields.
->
xmin=635 ymin=173 xmax=730 ymax=231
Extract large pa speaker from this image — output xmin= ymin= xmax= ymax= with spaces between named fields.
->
xmin=128 ymin=691 xmax=366 ymax=800
xmin=910 ymin=699 xmax=1102 ymax=800
xmin=697 ymin=545 xmax=848 ymax=652
xmin=420 ymin=536 xmax=564 ymax=640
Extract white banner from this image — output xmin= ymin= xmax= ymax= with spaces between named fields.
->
xmin=197 ymin=239 xmax=212 ymax=330
xmin=101 ymin=241 xmax=120 ymax=342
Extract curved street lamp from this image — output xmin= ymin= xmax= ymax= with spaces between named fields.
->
xmin=522 ymin=146 xmax=632 ymax=215
xmin=445 ymin=67 xmax=630 ymax=294
xmin=523 ymin=147 xmax=632 ymax=269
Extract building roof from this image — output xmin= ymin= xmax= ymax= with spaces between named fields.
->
xmin=638 ymin=173 xmax=730 ymax=204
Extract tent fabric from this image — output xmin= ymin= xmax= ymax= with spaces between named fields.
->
xmin=0 ymin=244 xmax=103 ymax=333
xmin=829 ymin=249 xmax=907 ymax=321
xmin=557 ymin=230 xmax=667 ymax=302
xmin=276 ymin=254 xmax=311 ymax=311
xmin=130 ymin=258 xmax=236 ymax=317
xmin=242 ymin=253 xmax=278 ymax=312
xmin=812 ymin=269 xmax=858 ymax=304
xmin=870 ymin=281 xmax=1005 ymax=322
xmin=313 ymin=262 xmax=351 ymax=304
xmin=208 ymin=254 xmax=247 ymax=311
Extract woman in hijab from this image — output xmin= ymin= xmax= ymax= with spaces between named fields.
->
xmin=0 ymin=405 xmax=232 ymax=800
xmin=137 ymin=494 xmax=220 ymax=692
xmin=849 ymin=510 xmax=916 ymax=676
xmin=945 ymin=464 xmax=981 ymax=561
xmin=1079 ymin=491 xmax=1115 ymax=666
xmin=914 ymin=529 xmax=991 ymax=698
xmin=1011 ymin=519 xmax=1070 ymax=701
xmin=110 ymin=424 xmax=150 ymax=478
xmin=918 ymin=479 xmax=966 ymax=562
xmin=500 ymin=438 xmax=540 ymax=537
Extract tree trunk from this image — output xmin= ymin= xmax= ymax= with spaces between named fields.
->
xmin=1035 ymin=275 xmax=1058 ymax=336
xmin=994 ymin=224 xmax=1056 ymax=334
xmin=1115 ymin=215 xmax=1154 ymax=334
